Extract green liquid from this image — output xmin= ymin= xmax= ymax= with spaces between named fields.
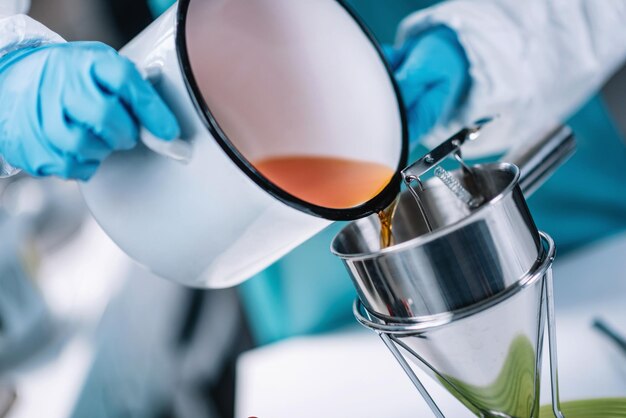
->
xmin=540 ymin=398 xmax=626 ymax=418
xmin=438 ymin=335 xmax=540 ymax=417
xmin=430 ymin=334 xmax=626 ymax=417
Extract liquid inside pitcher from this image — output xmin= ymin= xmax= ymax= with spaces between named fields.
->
xmin=183 ymin=0 xmax=407 ymax=220
xmin=253 ymin=154 xmax=399 ymax=248
xmin=253 ymin=156 xmax=395 ymax=209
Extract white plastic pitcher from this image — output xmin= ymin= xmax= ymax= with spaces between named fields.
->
xmin=80 ymin=0 xmax=407 ymax=288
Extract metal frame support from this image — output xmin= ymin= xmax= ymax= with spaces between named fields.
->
xmin=378 ymin=332 xmax=446 ymax=418
xmin=371 ymin=270 xmax=566 ymax=418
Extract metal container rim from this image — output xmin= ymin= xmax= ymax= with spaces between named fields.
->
xmin=331 ymin=162 xmax=521 ymax=261
xmin=353 ymin=232 xmax=555 ymax=335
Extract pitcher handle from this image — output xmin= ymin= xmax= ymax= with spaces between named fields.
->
xmin=139 ymin=64 xmax=192 ymax=163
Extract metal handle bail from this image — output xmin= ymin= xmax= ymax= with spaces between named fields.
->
xmin=400 ymin=118 xmax=493 ymax=185
xmin=399 ymin=118 xmax=493 ymax=225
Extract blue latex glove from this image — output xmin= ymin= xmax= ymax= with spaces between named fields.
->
xmin=384 ymin=26 xmax=471 ymax=143
xmin=0 ymin=42 xmax=180 ymax=180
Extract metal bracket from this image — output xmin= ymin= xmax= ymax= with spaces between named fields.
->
xmin=401 ymin=118 xmax=492 ymax=184
xmin=353 ymin=232 xmax=566 ymax=418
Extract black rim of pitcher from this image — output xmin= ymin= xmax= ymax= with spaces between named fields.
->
xmin=175 ymin=0 xmax=409 ymax=221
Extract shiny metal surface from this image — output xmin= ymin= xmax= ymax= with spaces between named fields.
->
xmin=399 ymin=273 xmax=545 ymax=418
xmin=546 ymin=269 xmax=565 ymax=418
xmin=352 ymin=233 xmax=555 ymax=335
xmin=433 ymin=166 xmax=482 ymax=208
xmin=401 ymin=119 xmax=491 ymax=182
xmin=355 ymin=234 xmax=564 ymax=418
xmin=505 ymin=125 xmax=576 ymax=196
xmin=379 ymin=333 xmax=445 ymax=418
xmin=332 ymin=163 xmax=541 ymax=320
xmin=333 ymin=125 xmax=574 ymax=416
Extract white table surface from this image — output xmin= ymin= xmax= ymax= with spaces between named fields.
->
xmin=235 ymin=233 xmax=626 ymax=418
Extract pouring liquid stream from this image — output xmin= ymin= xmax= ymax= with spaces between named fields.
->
xmin=378 ymin=197 xmax=399 ymax=248
xmin=254 ymin=155 xmax=483 ymax=250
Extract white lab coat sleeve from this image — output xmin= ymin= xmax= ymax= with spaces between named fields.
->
xmin=0 ymin=0 xmax=64 ymax=177
xmin=397 ymin=0 xmax=626 ymax=156
xmin=0 ymin=0 xmax=64 ymax=58
xmin=0 ymin=0 xmax=29 ymax=15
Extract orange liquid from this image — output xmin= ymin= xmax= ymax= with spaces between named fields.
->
xmin=378 ymin=196 xmax=399 ymax=248
xmin=253 ymin=155 xmax=394 ymax=209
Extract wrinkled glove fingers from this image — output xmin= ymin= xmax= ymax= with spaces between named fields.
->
xmin=395 ymin=57 xmax=443 ymax=107
xmin=61 ymin=125 xmax=113 ymax=163
xmin=63 ymin=80 xmax=139 ymax=152
xmin=407 ymin=86 xmax=448 ymax=140
xmin=13 ymin=133 xmax=97 ymax=180
xmin=44 ymin=107 xmax=110 ymax=163
xmin=382 ymin=40 xmax=423 ymax=71
xmin=91 ymin=55 xmax=180 ymax=140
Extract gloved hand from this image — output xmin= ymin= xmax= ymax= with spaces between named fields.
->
xmin=384 ymin=26 xmax=471 ymax=143
xmin=0 ymin=41 xmax=180 ymax=180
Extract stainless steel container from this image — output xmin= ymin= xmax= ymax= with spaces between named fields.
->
xmin=331 ymin=125 xmax=574 ymax=322
xmin=332 ymin=162 xmax=540 ymax=320
xmin=331 ymin=125 xmax=574 ymax=418
xmin=354 ymin=234 xmax=558 ymax=418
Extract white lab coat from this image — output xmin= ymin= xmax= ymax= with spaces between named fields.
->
xmin=0 ymin=1 xmax=63 ymax=57
xmin=1 ymin=0 xmax=626 ymax=154
xmin=0 ymin=0 xmax=27 ymax=14
xmin=397 ymin=0 xmax=626 ymax=155
xmin=0 ymin=1 xmax=60 ymax=176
